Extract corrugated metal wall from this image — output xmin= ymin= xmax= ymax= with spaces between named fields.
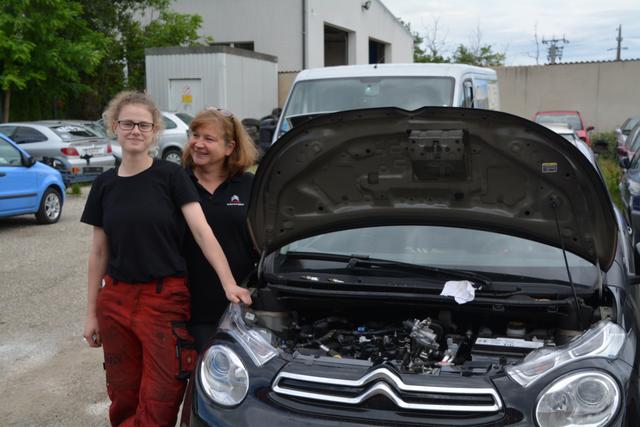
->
xmin=145 ymin=47 xmax=278 ymax=120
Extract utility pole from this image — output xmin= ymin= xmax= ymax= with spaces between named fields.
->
xmin=608 ymin=25 xmax=628 ymax=61
xmin=542 ymin=36 xmax=569 ymax=64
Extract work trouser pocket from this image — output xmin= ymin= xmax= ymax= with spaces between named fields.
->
xmin=171 ymin=321 xmax=197 ymax=380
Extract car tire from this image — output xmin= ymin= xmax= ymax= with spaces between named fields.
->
xmin=162 ymin=148 xmax=182 ymax=164
xmin=35 ymin=187 xmax=62 ymax=224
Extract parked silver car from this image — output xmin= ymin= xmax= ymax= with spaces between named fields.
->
xmin=0 ymin=121 xmax=115 ymax=184
xmin=616 ymin=116 xmax=640 ymax=147
xmin=106 ymin=111 xmax=193 ymax=164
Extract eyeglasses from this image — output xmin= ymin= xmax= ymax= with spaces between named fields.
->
xmin=117 ymin=120 xmax=155 ymax=132
xmin=205 ymin=106 xmax=233 ymax=118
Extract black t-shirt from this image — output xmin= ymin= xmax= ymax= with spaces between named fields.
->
xmin=81 ymin=159 xmax=199 ymax=283
xmin=183 ymin=170 xmax=258 ymax=323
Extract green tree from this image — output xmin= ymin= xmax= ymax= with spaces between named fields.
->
xmin=0 ymin=0 xmax=107 ymax=121
xmin=451 ymin=44 xmax=505 ymax=66
xmin=452 ymin=25 xmax=506 ymax=67
xmin=125 ymin=11 xmax=211 ymax=90
xmin=70 ymin=0 xmax=210 ymax=118
xmin=2 ymin=0 xmax=210 ymax=121
xmin=412 ymin=30 xmax=428 ymax=63
xmin=402 ymin=20 xmax=448 ymax=64
xmin=450 ymin=26 xmax=507 ymax=68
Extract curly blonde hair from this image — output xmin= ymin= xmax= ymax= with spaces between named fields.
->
xmin=182 ymin=108 xmax=258 ymax=177
xmin=102 ymin=91 xmax=164 ymax=144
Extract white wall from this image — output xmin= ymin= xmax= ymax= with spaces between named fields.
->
xmin=305 ymin=0 xmax=413 ymax=68
xmin=168 ymin=0 xmax=304 ymax=71
xmin=167 ymin=0 xmax=413 ymax=71
xmin=145 ymin=47 xmax=278 ymax=120
xmin=495 ymin=60 xmax=640 ymax=131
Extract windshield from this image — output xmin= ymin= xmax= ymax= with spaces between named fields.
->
xmin=622 ymin=117 xmax=640 ymax=133
xmin=50 ymin=125 xmax=100 ymax=141
xmin=535 ymin=113 xmax=582 ymax=130
xmin=279 ymin=225 xmax=598 ymax=286
xmin=279 ymin=77 xmax=454 ymax=137
xmin=175 ymin=112 xmax=193 ymax=125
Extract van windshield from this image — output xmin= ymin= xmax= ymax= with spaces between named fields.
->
xmin=278 ymin=76 xmax=454 ymax=137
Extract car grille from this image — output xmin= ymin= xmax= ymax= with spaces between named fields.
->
xmin=271 ymin=367 xmax=503 ymax=413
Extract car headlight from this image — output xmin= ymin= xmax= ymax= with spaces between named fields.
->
xmin=217 ymin=303 xmax=278 ymax=367
xmin=535 ymin=371 xmax=620 ymax=427
xmin=506 ymin=321 xmax=625 ymax=387
xmin=200 ymin=345 xmax=249 ymax=406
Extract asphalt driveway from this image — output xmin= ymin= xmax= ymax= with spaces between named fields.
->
xmin=0 ymin=188 xmax=109 ymax=426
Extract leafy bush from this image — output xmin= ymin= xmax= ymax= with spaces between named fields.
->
xmin=593 ymin=131 xmax=622 ymax=209
xmin=68 ymin=183 xmax=82 ymax=196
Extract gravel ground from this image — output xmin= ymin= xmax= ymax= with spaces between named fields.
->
xmin=0 ymin=187 xmax=110 ymax=426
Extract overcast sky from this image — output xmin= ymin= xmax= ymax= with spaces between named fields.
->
xmin=381 ymin=0 xmax=640 ymax=66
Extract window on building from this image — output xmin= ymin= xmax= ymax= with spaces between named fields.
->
xmin=369 ymin=39 xmax=387 ymax=64
xmin=324 ymin=25 xmax=349 ymax=66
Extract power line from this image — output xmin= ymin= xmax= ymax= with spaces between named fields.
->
xmin=607 ymin=25 xmax=628 ymax=61
xmin=542 ymin=35 xmax=569 ymax=64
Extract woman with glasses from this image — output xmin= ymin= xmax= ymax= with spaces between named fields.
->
xmin=80 ymin=91 xmax=251 ymax=427
xmin=181 ymin=107 xmax=259 ymax=352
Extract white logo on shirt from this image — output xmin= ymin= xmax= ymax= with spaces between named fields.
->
xmin=227 ymin=195 xmax=244 ymax=206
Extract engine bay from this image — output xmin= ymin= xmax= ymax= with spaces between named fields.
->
xmin=243 ymin=302 xmax=587 ymax=375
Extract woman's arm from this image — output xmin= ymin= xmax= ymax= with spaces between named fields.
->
xmin=182 ymin=202 xmax=252 ymax=305
xmin=84 ymin=226 xmax=109 ymax=347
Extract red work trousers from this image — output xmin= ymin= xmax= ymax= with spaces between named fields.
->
xmin=96 ymin=275 xmax=196 ymax=427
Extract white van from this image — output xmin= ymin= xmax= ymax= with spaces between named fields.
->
xmin=274 ymin=63 xmax=499 ymax=143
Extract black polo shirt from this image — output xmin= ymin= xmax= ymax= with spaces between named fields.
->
xmin=183 ymin=170 xmax=258 ymax=323
xmin=81 ymin=159 xmax=200 ymax=283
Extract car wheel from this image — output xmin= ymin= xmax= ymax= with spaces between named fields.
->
xmin=162 ymin=148 xmax=182 ymax=164
xmin=35 ymin=187 xmax=62 ymax=224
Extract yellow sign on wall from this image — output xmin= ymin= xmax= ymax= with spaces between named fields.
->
xmin=182 ymin=85 xmax=193 ymax=104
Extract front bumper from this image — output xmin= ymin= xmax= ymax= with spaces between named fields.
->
xmin=189 ymin=340 xmax=634 ymax=427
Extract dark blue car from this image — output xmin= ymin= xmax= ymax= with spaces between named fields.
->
xmin=0 ymin=133 xmax=65 ymax=224
xmin=619 ymin=152 xmax=640 ymax=246
xmin=186 ymin=108 xmax=640 ymax=427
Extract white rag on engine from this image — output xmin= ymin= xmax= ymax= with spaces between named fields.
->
xmin=440 ymin=280 xmax=476 ymax=304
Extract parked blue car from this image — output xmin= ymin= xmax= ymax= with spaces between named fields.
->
xmin=0 ymin=133 xmax=65 ymax=224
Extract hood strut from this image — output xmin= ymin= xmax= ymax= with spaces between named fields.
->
xmin=551 ymin=199 xmax=584 ymax=327
xmin=256 ymin=247 xmax=267 ymax=281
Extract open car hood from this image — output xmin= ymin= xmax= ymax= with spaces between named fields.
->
xmin=248 ymin=108 xmax=617 ymax=270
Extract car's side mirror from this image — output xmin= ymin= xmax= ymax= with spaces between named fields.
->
xmin=22 ymin=153 xmax=36 ymax=167
xmin=587 ymin=125 xmax=595 ymax=132
xmin=620 ymin=157 xmax=631 ymax=169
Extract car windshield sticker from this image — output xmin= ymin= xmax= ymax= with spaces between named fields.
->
xmin=542 ymin=162 xmax=558 ymax=173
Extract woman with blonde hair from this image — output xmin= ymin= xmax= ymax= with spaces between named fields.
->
xmin=81 ymin=92 xmax=251 ymax=427
xmin=181 ymin=106 xmax=259 ymax=351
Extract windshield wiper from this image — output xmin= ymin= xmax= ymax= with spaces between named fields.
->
xmin=345 ymin=255 xmax=495 ymax=288
xmin=284 ymin=251 xmax=493 ymax=287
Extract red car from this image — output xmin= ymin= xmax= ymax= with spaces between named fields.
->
xmin=533 ymin=110 xmax=594 ymax=145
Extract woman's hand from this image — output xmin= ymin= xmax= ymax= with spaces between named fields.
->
xmin=83 ymin=314 xmax=102 ymax=347
xmin=223 ymin=284 xmax=253 ymax=305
